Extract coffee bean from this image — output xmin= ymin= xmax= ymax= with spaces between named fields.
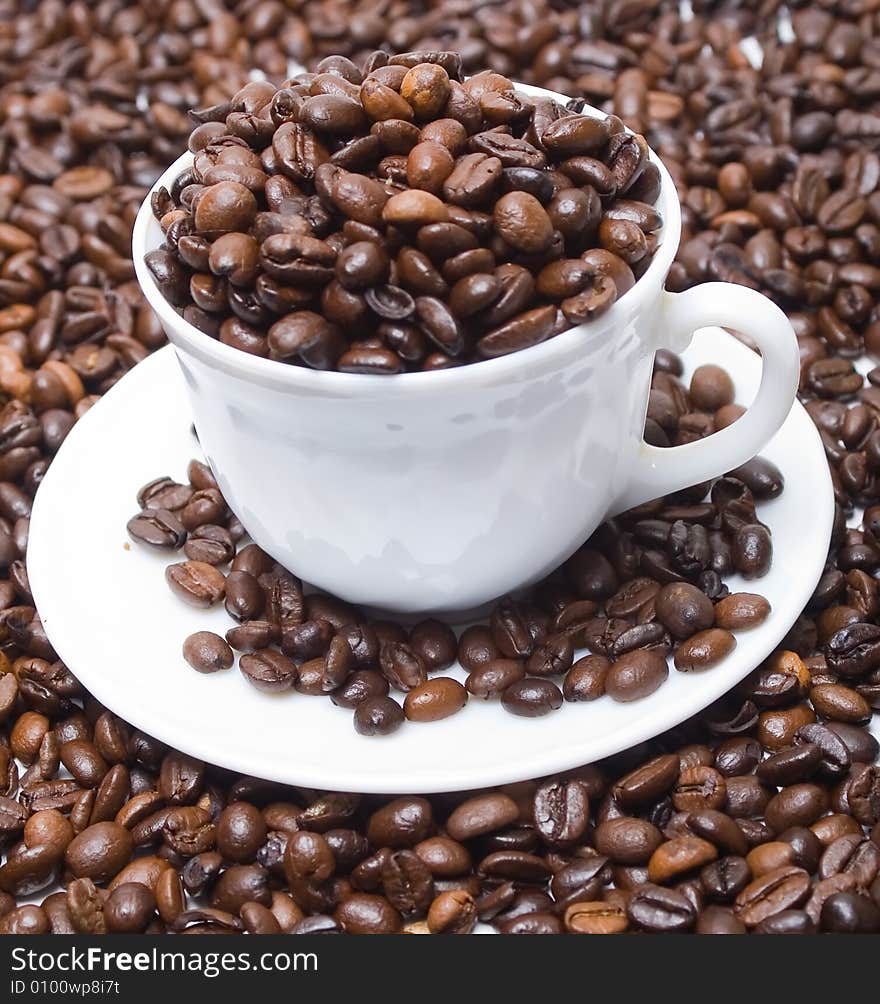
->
xmin=465 ymin=659 xmax=524 ymax=699
xmin=648 ymin=836 xmax=717 ymax=883
xmin=687 ymin=810 xmax=749 ymax=857
xmin=821 ymin=891 xmax=880 ymax=933
xmin=182 ymin=632 xmax=234 ymax=674
xmin=103 ymin=883 xmax=156 ymax=934
xmin=427 ymin=889 xmax=477 ymax=934
xmin=733 ymin=525 xmax=773 ymax=579
xmin=500 ymin=678 xmax=563 ymax=717
xmin=532 ymin=780 xmax=589 ymax=848
xmin=628 ymin=883 xmax=696 ymax=932
xmin=65 ymin=823 xmax=133 ymax=884
xmin=239 ymin=650 xmax=297 ymax=693
xmin=165 ymin=561 xmax=225 ymax=608
xmin=353 ymin=696 xmax=405 ymax=736
xmin=403 ymin=678 xmax=467 ymax=722
xmin=613 ymin=755 xmax=680 ymax=810
xmin=217 ymin=803 xmax=266 ymax=864
xmin=734 ymin=867 xmax=812 ymax=927
xmin=605 ymin=650 xmax=668 ymax=702
xmin=379 ymin=642 xmax=427 ymax=692
xmin=408 ymin=619 xmax=457 ymax=672
xmin=595 ymin=818 xmax=664 ymax=865
xmin=714 ymin=593 xmax=771 ymax=630
xmin=810 ymin=683 xmax=871 ymax=723
xmin=701 ymin=856 xmax=751 ymax=903
xmin=446 ymin=794 xmax=518 ymax=842
xmin=655 ymin=582 xmax=715 ymax=639
xmin=563 ymin=655 xmax=609 ymax=702
xmin=674 ymin=629 xmax=736 ymax=672
xmin=127 ymin=509 xmax=186 ymax=549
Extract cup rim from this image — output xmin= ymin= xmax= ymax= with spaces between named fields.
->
xmin=133 ymin=82 xmax=682 ymax=397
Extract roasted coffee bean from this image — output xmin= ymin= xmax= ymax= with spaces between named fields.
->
xmin=239 ymin=650 xmax=297 ymax=693
xmin=647 ymin=836 xmax=717 ymax=884
xmin=408 ymin=620 xmax=457 ymax=673
xmin=103 ymin=883 xmax=156 ymax=934
xmin=379 ymin=642 xmax=427 ymax=692
xmin=654 ymin=583 xmax=714 ymax=640
xmin=563 ymin=655 xmax=609 ymax=702
xmin=734 ymin=867 xmax=812 ymax=928
xmin=700 ymin=856 xmax=752 ymax=903
xmin=217 ymin=803 xmax=267 ymax=864
xmin=613 ymin=756 xmax=680 ymax=810
xmin=675 ymin=630 xmax=736 ymax=672
xmin=446 ymin=795 xmax=518 ymax=842
xmin=714 ymin=593 xmax=771 ymax=631
xmin=182 ymin=632 xmax=234 ymax=674
xmin=427 ymin=889 xmax=477 ymax=934
xmin=331 ymin=670 xmax=389 ymax=709
xmin=165 ymin=562 xmax=225 ymax=608
xmin=403 ymin=679 xmax=467 ymax=722
xmin=65 ymin=823 xmax=133 ymax=883
xmin=627 ymin=884 xmax=696 ymax=932
xmin=532 ymin=780 xmax=589 ymax=849
xmin=127 ymin=509 xmax=186 ymax=549
xmin=501 ymin=678 xmax=563 ymax=717
xmin=466 ymin=659 xmax=524 ymax=700
xmin=184 ymin=525 xmax=235 ymax=565
xmin=605 ymin=650 xmax=668 ymax=702
xmin=353 ymin=697 xmax=405 ymax=736
xmin=335 ymin=893 xmax=402 ymax=934
xmin=595 ymin=818 xmax=664 ymax=865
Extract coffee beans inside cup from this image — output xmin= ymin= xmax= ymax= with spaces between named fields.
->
xmin=145 ymin=51 xmax=663 ymax=373
xmin=126 ymin=350 xmax=775 ymax=734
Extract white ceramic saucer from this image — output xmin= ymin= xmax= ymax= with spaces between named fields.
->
xmin=27 ymin=328 xmax=832 ymax=793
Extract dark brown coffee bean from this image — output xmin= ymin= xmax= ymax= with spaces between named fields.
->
xmin=655 ymin=583 xmax=715 ymax=639
xmin=735 ymin=867 xmax=812 ymax=928
xmin=353 ymin=696 xmax=405 ymax=736
xmin=127 ymin=509 xmax=186 ymax=549
xmin=408 ymin=619 xmax=457 ymax=672
xmin=715 ymin=593 xmax=771 ymax=630
xmin=628 ymin=883 xmax=696 ymax=932
xmin=501 ymin=678 xmax=563 ymax=717
xmin=447 ymin=795 xmax=518 ymax=842
xmin=563 ymin=655 xmax=610 ymax=702
xmin=183 ymin=632 xmax=234 ymax=674
xmin=427 ymin=889 xmax=477 ymax=934
xmin=165 ymin=561 xmax=225 ymax=608
xmin=674 ymin=629 xmax=736 ymax=672
xmin=595 ymin=818 xmax=663 ymax=865
xmin=239 ymin=650 xmax=297 ymax=693
xmin=403 ymin=678 xmax=467 ymax=722
xmin=606 ymin=650 xmax=668 ymax=702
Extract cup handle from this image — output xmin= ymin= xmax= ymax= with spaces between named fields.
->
xmin=610 ymin=282 xmax=800 ymax=516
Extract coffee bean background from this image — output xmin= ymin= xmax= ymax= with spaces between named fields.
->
xmin=0 ymin=1 xmax=879 ymax=933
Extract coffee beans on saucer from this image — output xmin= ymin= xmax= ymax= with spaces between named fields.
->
xmin=145 ymin=52 xmax=662 ymax=373
xmin=127 ymin=349 xmax=775 ymax=733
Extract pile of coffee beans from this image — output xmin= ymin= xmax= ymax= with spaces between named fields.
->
xmin=145 ymin=52 xmax=662 ymax=372
xmin=126 ymin=351 xmax=775 ymax=733
xmin=0 ymin=0 xmax=879 ymax=934
xmin=1 ymin=680 xmax=880 ymax=934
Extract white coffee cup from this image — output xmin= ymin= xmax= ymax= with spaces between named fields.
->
xmin=133 ymin=84 xmax=799 ymax=614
